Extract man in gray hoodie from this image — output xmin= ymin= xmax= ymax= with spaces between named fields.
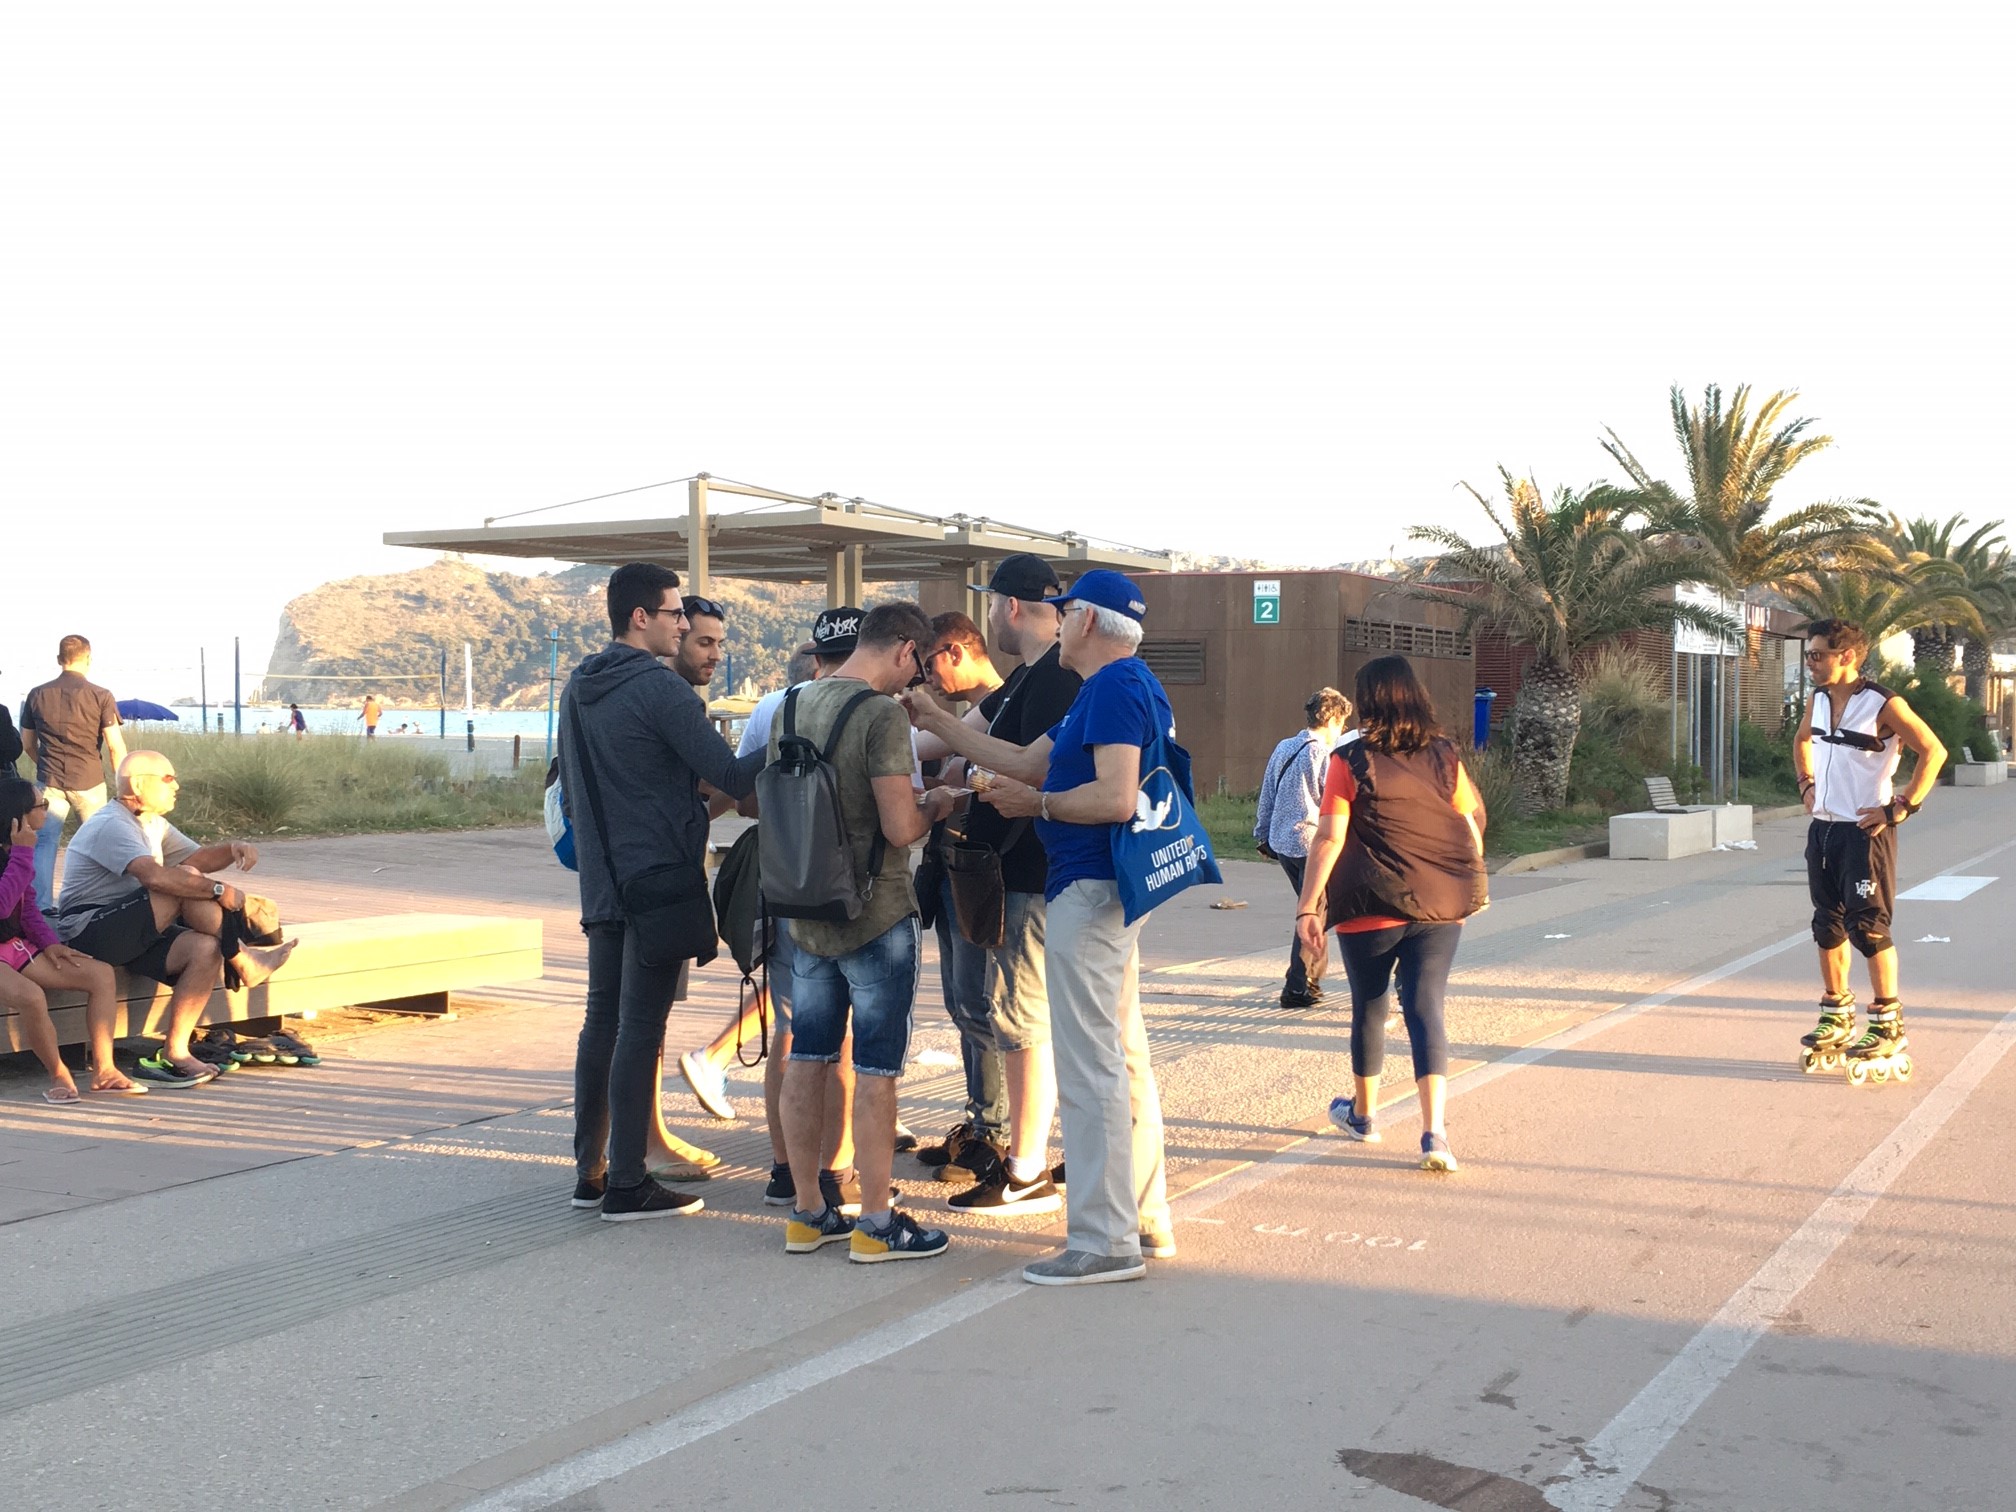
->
xmin=560 ymin=562 xmax=766 ymax=1221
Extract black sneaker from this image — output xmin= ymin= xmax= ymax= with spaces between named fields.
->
xmin=943 ymin=1135 xmax=1004 ymax=1187
xmin=1279 ymin=987 xmax=1323 ymax=1009
xmin=763 ymin=1163 xmax=796 ymax=1207
xmin=1051 ymin=1161 xmax=1066 ymax=1188
xmin=949 ymin=1162 xmax=1062 ymax=1216
xmin=599 ymin=1176 xmax=705 ymax=1222
xmin=571 ymin=1176 xmax=606 ymax=1209
xmin=915 ymin=1120 xmax=974 ymax=1170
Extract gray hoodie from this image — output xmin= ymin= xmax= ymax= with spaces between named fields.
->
xmin=559 ymin=643 xmax=763 ymax=927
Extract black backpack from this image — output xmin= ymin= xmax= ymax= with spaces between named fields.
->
xmin=756 ymin=685 xmax=884 ymax=922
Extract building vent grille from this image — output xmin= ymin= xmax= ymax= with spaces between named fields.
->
xmin=1343 ymin=618 xmax=1469 ymax=659
xmin=1139 ymin=639 xmax=1207 ymax=684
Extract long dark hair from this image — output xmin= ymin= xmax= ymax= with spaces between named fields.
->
xmin=0 ymin=774 xmax=40 ymax=860
xmin=1353 ymin=656 xmax=1444 ymax=753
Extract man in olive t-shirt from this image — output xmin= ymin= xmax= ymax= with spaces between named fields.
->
xmin=769 ymin=602 xmax=960 ymax=1264
xmin=20 ymin=635 xmax=127 ymax=912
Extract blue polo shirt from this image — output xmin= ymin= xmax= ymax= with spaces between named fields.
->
xmin=1037 ymin=655 xmax=1173 ymax=901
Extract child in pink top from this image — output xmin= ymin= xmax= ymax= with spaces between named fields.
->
xmin=1 ymin=776 xmax=138 ymax=1101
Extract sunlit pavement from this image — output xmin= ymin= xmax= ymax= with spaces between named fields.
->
xmin=3 ymin=791 xmax=2013 ymax=1512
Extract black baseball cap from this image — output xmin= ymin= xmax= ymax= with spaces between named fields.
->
xmin=813 ymin=606 xmax=864 ymax=655
xmin=970 ymin=553 xmax=1062 ymax=602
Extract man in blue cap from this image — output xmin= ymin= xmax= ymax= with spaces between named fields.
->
xmin=902 ymin=569 xmax=1174 ymax=1285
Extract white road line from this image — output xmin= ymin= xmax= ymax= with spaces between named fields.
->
xmin=1545 ymin=1002 xmax=2016 ymax=1512
xmin=456 ymin=829 xmax=2016 ymax=1512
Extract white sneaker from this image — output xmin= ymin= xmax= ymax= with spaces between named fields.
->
xmin=678 ymin=1050 xmax=735 ymax=1121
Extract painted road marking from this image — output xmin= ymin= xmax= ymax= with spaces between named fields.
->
xmin=453 ymin=832 xmax=2016 ymax=1512
xmin=1896 ymin=874 xmax=1997 ymax=901
xmin=1543 ymin=1000 xmax=2016 ymax=1512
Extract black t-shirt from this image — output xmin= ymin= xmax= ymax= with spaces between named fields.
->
xmin=965 ymin=643 xmax=1084 ymax=894
xmin=20 ymin=672 xmax=121 ymax=790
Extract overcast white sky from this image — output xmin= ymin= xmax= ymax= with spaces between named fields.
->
xmin=5 ymin=3 xmax=2007 ymax=708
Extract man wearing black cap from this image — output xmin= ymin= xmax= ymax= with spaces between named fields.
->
xmin=908 ymin=554 xmax=1083 ymax=1217
xmin=904 ymin=569 xmax=1173 ymax=1284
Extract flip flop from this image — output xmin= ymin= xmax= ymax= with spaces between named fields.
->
xmin=89 ymin=1079 xmax=149 ymax=1096
xmin=42 ymin=1086 xmax=83 ymax=1105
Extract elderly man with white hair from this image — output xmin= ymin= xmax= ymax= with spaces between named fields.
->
xmin=56 ymin=751 xmax=297 ymax=1086
xmin=903 ymin=569 xmax=1177 ymax=1286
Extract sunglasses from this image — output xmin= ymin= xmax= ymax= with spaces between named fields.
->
xmin=683 ymin=596 xmax=725 ymax=620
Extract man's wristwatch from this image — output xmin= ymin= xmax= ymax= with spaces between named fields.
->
xmin=1887 ymin=797 xmax=1920 ymax=825
xmin=212 ymin=881 xmax=227 ymax=900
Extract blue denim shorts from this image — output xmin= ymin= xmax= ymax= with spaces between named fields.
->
xmin=763 ymin=915 xmax=796 ymax=1036
xmin=788 ymin=916 xmax=921 ymax=1077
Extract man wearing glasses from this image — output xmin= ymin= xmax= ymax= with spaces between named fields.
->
xmin=56 ymin=751 xmax=299 ymax=1086
xmin=1792 ymin=618 xmax=1946 ymax=1080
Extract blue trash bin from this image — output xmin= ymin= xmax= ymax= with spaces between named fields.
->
xmin=1472 ymin=688 xmax=1496 ymax=748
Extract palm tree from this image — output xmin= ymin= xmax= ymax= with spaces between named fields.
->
xmin=1777 ymin=556 xmax=1959 ymax=664
xmin=1960 ymin=546 xmax=2016 ymax=705
xmin=1884 ymin=513 xmax=2007 ymax=677
xmin=1409 ymin=471 xmax=1731 ymax=812
xmin=1599 ymin=384 xmax=1880 ymax=594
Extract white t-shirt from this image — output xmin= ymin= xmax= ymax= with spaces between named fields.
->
xmin=740 ymin=680 xmax=924 ymax=786
xmin=57 ymin=802 xmax=199 ymax=918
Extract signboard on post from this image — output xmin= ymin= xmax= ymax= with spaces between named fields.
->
xmin=1253 ymin=579 xmax=1281 ymax=625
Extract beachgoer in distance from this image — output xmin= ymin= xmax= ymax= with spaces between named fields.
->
xmin=0 ymin=775 xmax=140 ymax=1102
xmin=559 ymin=563 xmax=765 ymax=1221
xmin=19 ymin=635 xmax=127 ymax=913
xmin=1256 ymin=687 xmax=1355 ymax=1008
xmin=358 ymin=694 xmax=383 ymax=739
xmin=1295 ymin=655 xmax=1486 ymax=1172
xmin=289 ymin=704 xmax=307 ymax=739
xmin=56 ymin=751 xmax=299 ymax=1086
xmin=1792 ymin=618 xmax=1946 ymax=1080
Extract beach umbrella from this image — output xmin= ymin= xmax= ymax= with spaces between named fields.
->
xmin=116 ymin=699 xmax=181 ymax=722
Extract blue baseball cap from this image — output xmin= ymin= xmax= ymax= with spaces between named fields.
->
xmin=1044 ymin=569 xmax=1148 ymax=623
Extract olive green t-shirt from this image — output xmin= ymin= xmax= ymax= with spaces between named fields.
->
xmin=768 ymin=677 xmax=919 ymax=957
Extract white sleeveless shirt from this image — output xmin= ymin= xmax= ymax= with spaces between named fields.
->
xmin=1807 ymin=682 xmax=1901 ymax=822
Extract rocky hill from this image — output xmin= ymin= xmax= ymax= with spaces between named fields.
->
xmin=261 ymin=558 xmax=834 ymax=707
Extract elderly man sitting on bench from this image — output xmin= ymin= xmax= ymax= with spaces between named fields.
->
xmin=55 ymin=751 xmax=298 ymax=1087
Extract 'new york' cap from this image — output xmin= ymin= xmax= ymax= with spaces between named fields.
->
xmin=969 ymin=552 xmax=1061 ymax=602
xmin=1044 ymin=569 xmax=1148 ymax=623
xmin=813 ymin=606 xmax=863 ymax=654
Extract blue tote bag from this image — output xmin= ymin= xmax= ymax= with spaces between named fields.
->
xmin=1110 ymin=727 xmax=1222 ymax=924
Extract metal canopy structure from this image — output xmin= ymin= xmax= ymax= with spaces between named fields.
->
xmin=384 ymin=475 xmax=1170 ymax=607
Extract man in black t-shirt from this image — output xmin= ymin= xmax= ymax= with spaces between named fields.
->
xmin=906 ymin=554 xmax=1082 ymax=1216
xmin=20 ymin=635 xmax=127 ymax=913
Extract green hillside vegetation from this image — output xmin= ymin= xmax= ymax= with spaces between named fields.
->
xmin=261 ymin=557 xmax=848 ymax=707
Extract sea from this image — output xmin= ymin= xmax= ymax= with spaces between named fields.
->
xmin=168 ymin=705 xmax=565 ymax=738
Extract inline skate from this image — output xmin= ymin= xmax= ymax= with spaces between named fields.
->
xmin=1843 ymin=1000 xmax=1911 ymax=1086
xmin=1799 ymin=991 xmax=1857 ymax=1074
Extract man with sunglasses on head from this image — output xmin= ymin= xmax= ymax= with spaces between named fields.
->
xmin=56 ymin=751 xmax=298 ymax=1086
xmin=1793 ymin=618 xmax=1946 ymax=1082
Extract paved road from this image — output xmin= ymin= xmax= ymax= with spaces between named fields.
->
xmin=2 ymin=788 xmax=2012 ymax=1511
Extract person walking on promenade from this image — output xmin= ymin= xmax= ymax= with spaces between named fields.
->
xmin=19 ymin=635 xmax=126 ymax=912
xmin=1792 ymin=618 xmax=1946 ymax=1082
xmin=1295 ymin=656 xmax=1486 ymax=1172
xmin=0 ymin=775 xmax=139 ymax=1101
xmin=1255 ymin=687 xmax=1354 ymax=1008
xmin=560 ymin=563 xmax=765 ymax=1221
xmin=907 ymin=569 xmax=1178 ymax=1284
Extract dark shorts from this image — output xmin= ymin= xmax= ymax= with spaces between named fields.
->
xmin=61 ymin=892 xmax=191 ymax=985
xmin=1806 ymin=819 xmax=1897 ymax=954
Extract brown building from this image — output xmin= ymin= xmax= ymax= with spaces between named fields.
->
xmin=1127 ymin=570 xmax=1474 ymax=795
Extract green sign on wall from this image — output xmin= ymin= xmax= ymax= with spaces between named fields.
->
xmin=1253 ymin=578 xmax=1280 ymax=625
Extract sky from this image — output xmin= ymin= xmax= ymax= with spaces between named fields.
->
xmin=6 ymin=3 xmax=2009 ymax=710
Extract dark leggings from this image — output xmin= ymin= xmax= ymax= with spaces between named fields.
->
xmin=575 ymin=922 xmax=687 ymax=1188
xmin=1337 ymin=922 xmax=1462 ymax=1081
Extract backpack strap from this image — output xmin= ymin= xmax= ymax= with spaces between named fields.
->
xmin=821 ymin=688 xmax=888 ymax=882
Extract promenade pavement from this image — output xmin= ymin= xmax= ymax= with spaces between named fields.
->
xmin=3 ymin=788 xmax=2013 ymax=1511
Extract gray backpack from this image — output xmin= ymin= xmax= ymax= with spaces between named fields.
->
xmin=757 ymin=685 xmax=885 ymax=923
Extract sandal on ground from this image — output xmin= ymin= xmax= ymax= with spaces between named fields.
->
xmin=42 ymin=1085 xmax=83 ymax=1105
xmin=89 ymin=1076 xmax=148 ymax=1095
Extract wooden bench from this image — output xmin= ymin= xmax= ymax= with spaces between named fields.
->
xmin=1 ymin=913 xmax=544 ymax=1054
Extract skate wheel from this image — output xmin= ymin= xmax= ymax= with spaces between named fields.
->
xmin=1847 ymin=1062 xmax=1870 ymax=1086
xmin=1894 ymin=1056 xmax=1913 ymax=1082
xmin=1801 ymin=1050 xmax=1821 ymax=1073
xmin=1872 ymin=1063 xmax=1890 ymax=1084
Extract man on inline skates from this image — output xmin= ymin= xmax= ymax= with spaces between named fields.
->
xmin=1793 ymin=619 xmax=1946 ymax=1083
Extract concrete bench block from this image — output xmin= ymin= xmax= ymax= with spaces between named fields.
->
xmin=1609 ymin=808 xmax=1715 ymax=860
xmin=1953 ymin=762 xmax=2006 ymax=786
xmin=3 ymin=913 xmax=544 ymax=1054
xmin=1691 ymin=804 xmax=1752 ymax=845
